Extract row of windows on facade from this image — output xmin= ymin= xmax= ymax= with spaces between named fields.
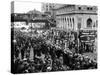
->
xmin=78 ymin=7 xmax=93 ymax=10
xmin=44 ymin=4 xmax=55 ymax=11
xmin=46 ymin=5 xmax=55 ymax=8
xmin=56 ymin=6 xmax=95 ymax=14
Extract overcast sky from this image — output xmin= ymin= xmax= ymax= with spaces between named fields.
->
xmin=14 ymin=1 xmax=42 ymax=13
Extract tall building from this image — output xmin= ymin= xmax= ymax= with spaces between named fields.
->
xmin=41 ymin=3 xmax=63 ymax=16
xmin=41 ymin=3 xmax=65 ymax=27
xmin=41 ymin=3 xmax=55 ymax=13
xmin=53 ymin=5 xmax=98 ymax=31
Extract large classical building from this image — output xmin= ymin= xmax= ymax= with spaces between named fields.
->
xmin=53 ymin=5 xmax=98 ymax=31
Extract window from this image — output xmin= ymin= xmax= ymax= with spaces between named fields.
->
xmin=72 ymin=18 xmax=74 ymax=29
xmin=70 ymin=18 xmax=72 ymax=27
xmin=93 ymin=23 xmax=96 ymax=27
xmin=65 ymin=18 xmax=66 ymax=21
xmin=87 ymin=7 xmax=89 ymax=10
xmin=72 ymin=18 xmax=74 ymax=25
xmin=96 ymin=20 xmax=98 ymax=27
xmin=67 ymin=18 xmax=69 ymax=26
xmin=90 ymin=7 xmax=93 ymax=10
xmin=78 ymin=7 xmax=81 ymax=10
xmin=49 ymin=6 xmax=52 ymax=9
xmin=87 ymin=7 xmax=93 ymax=10
xmin=87 ymin=18 xmax=92 ymax=27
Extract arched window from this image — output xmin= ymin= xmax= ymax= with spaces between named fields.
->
xmin=78 ymin=7 xmax=81 ymax=10
xmin=93 ymin=22 xmax=95 ymax=27
xmin=67 ymin=18 xmax=69 ymax=26
xmin=65 ymin=17 xmax=66 ymax=21
xmin=87 ymin=18 xmax=92 ymax=27
xmin=72 ymin=18 xmax=74 ymax=25
xmin=72 ymin=18 xmax=74 ymax=29
xmin=70 ymin=18 xmax=72 ymax=27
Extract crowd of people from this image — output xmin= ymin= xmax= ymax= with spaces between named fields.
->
xmin=11 ymin=28 xmax=97 ymax=74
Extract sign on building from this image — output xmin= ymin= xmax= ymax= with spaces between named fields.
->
xmin=79 ymin=30 xmax=97 ymax=43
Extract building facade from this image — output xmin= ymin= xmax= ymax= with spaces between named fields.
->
xmin=41 ymin=3 xmax=56 ymax=13
xmin=53 ymin=5 xmax=98 ymax=31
